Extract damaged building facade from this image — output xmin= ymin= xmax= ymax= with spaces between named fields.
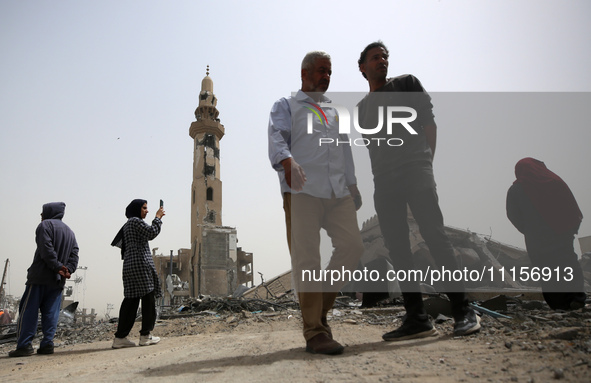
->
xmin=152 ymin=68 xmax=254 ymax=304
xmin=355 ymin=210 xmax=591 ymax=297
xmin=358 ymin=211 xmax=529 ymax=294
xmin=244 ymin=209 xmax=591 ymax=299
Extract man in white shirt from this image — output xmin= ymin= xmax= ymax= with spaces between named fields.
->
xmin=268 ymin=51 xmax=364 ymax=355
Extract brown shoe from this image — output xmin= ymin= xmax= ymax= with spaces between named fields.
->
xmin=305 ymin=333 xmax=344 ymax=355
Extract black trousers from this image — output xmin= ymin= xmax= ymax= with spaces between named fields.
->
xmin=374 ymin=185 xmax=469 ymax=320
xmin=527 ymin=236 xmax=586 ymax=310
xmin=115 ymin=290 xmax=156 ymax=338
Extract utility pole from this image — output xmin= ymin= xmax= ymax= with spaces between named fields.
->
xmin=0 ymin=259 xmax=9 ymax=308
xmin=105 ymin=303 xmax=114 ymax=319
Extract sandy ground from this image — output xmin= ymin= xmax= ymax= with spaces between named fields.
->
xmin=1 ymin=307 xmax=590 ymax=383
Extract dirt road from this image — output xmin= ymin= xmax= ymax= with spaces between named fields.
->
xmin=1 ymin=307 xmax=590 ymax=382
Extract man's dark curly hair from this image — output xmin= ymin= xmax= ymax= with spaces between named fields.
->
xmin=358 ymin=41 xmax=389 ymax=79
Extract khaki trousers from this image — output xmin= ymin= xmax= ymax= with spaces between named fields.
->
xmin=283 ymin=192 xmax=363 ymax=341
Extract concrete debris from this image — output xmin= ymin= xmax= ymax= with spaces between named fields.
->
xmin=163 ymin=296 xmax=300 ymax=318
xmin=434 ymin=314 xmax=452 ymax=324
xmin=548 ymin=327 xmax=580 ymax=341
xmin=553 ymin=368 xmax=565 ymax=379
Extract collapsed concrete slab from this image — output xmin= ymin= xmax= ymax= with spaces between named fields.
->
xmin=242 ymin=211 xmax=589 ymax=301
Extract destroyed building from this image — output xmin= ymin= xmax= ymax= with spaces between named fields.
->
xmin=152 ymin=249 xmax=192 ymax=305
xmin=244 ymin=209 xmax=591 ymax=299
xmin=151 ymin=68 xmax=254 ymax=302
xmin=358 ymin=210 xmax=533 ymax=294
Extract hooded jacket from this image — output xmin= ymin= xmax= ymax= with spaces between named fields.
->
xmin=26 ymin=202 xmax=79 ymax=288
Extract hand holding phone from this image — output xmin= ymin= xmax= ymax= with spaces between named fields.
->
xmin=156 ymin=199 xmax=165 ymax=219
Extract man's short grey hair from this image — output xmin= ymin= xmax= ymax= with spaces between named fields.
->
xmin=301 ymin=51 xmax=331 ymax=71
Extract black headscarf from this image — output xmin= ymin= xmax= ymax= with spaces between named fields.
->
xmin=125 ymin=199 xmax=147 ymax=219
xmin=111 ymin=199 xmax=147 ymax=259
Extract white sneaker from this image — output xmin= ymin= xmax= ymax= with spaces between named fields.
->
xmin=112 ymin=337 xmax=136 ymax=349
xmin=139 ymin=335 xmax=160 ymax=346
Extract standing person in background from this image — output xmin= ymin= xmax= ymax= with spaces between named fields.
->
xmin=507 ymin=157 xmax=586 ymax=310
xmin=111 ymin=199 xmax=164 ymax=348
xmin=9 ymin=202 xmax=79 ymax=357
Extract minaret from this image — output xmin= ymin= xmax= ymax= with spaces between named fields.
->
xmin=189 ymin=66 xmax=225 ymax=252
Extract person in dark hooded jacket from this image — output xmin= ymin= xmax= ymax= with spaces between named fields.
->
xmin=9 ymin=202 xmax=79 ymax=357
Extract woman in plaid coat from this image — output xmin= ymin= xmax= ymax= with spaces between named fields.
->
xmin=111 ymin=199 xmax=165 ymax=348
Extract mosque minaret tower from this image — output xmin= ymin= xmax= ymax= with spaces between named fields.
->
xmin=189 ymin=66 xmax=224 ymax=238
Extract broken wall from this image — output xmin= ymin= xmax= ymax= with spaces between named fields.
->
xmin=199 ymin=226 xmax=238 ymax=296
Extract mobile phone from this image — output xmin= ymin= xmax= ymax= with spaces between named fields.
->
xmin=160 ymin=199 xmax=164 ymax=208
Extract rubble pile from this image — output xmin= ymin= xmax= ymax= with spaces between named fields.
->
xmin=166 ymin=296 xmax=300 ymax=318
xmin=54 ymin=321 xmax=116 ymax=346
xmin=357 ymin=297 xmax=591 ymax=357
xmin=0 ymin=324 xmax=17 ymax=345
xmin=477 ymin=303 xmax=591 ymax=360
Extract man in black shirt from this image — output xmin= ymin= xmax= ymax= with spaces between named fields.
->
xmin=357 ymin=41 xmax=480 ymax=341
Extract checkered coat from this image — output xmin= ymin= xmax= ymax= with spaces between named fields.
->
xmin=121 ymin=217 xmax=162 ymax=298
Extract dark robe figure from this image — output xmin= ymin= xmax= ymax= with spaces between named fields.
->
xmin=506 ymin=157 xmax=586 ymax=310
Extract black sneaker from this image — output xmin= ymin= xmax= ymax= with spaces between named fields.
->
xmin=8 ymin=345 xmax=34 ymax=357
xmin=37 ymin=344 xmax=54 ymax=355
xmin=453 ymin=308 xmax=481 ymax=336
xmin=382 ymin=317 xmax=439 ymax=341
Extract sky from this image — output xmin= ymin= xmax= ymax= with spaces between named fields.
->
xmin=1 ymin=0 xmax=590 ymax=318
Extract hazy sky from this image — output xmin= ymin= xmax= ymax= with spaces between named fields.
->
xmin=1 ymin=0 xmax=590 ymax=317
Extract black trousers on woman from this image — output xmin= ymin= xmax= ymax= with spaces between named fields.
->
xmin=114 ymin=290 xmax=156 ymax=338
xmin=527 ymin=236 xmax=586 ymax=310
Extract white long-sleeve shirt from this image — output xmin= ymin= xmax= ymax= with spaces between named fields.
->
xmin=268 ymin=90 xmax=357 ymax=198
